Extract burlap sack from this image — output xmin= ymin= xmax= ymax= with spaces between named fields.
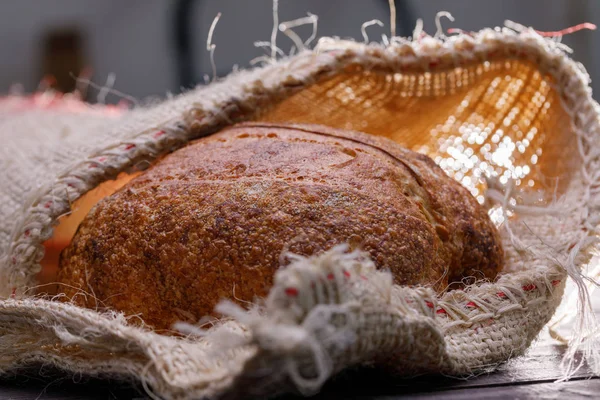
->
xmin=1 ymin=25 xmax=600 ymax=399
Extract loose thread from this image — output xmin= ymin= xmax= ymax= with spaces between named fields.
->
xmin=413 ymin=18 xmax=424 ymax=40
xmin=388 ymin=0 xmax=396 ymax=38
xmin=535 ymin=23 xmax=597 ymax=38
xmin=271 ymin=0 xmax=279 ymax=60
xmin=279 ymin=13 xmax=319 ymax=51
xmin=97 ymin=73 xmax=116 ymax=104
xmin=435 ymin=11 xmax=455 ymax=38
xmin=361 ymin=19 xmax=384 ymax=44
xmin=206 ymin=12 xmax=222 ymax=82
xmin=447 ymin=28 xmax=473 ymax=36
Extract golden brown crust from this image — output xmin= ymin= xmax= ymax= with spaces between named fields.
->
xmin=58 ymin=123 xmax=503 ymax=330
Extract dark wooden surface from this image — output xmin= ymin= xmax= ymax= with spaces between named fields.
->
xmin=1 ymin=334 xmax=598 ymax=399
xmin=2 ymin=295 xmax=599 ymax=399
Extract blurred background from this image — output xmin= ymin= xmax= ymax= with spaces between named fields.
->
xmin=0 ymin=0 xmax=597 ymax=103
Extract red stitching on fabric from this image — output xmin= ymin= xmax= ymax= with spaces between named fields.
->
xmin=327 ymin=273 xmax=335 ymax=280
xmin=153 ymin=130 xmax=166 ymax=138
xmin=124 ymin=144 xmax=136 ymax=151
xmin=425 ymin=301 xmax=434 ymax=308
xmin=11 ymin=288 xmax=16 ymax=298
xmin=284 ymin=287 xmax=299 ymax=297
xmin=447 ymin=28 xmax=474 ymax=36
xmin=522 ymin=284 xmax=536 ymax=291
xmin=343 ymin=270 xmax=351 ymax=278
xmin=552 ymin=280 xmax=561 ymax=286
xmin=436 ymin=308 xmax=446 ymax=314
xmin=466 ymin=301 xmax=477 ymax=308
xmin=497 ymin=292 xmax=507 ymax=298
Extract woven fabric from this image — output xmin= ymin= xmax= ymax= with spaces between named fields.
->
xmin=0 ymin=28 xmax=599 ymax=399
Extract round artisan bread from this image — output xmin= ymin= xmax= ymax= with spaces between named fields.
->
xmin=57 ymin=123 xmax=503 ymax=330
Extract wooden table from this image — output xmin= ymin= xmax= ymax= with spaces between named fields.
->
xmin=2 ymin=298 xmax=599 ymax=400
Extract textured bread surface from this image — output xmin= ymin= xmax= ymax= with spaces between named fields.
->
xmin=57 ymin=123 xmax=503 ymax=330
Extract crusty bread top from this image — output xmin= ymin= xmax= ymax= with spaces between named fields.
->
xmin=58 ymin=123 xmax=503 ymax=330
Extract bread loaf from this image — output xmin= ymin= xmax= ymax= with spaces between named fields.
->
xmin=57 ymin=123 xmax=503 ymax=330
